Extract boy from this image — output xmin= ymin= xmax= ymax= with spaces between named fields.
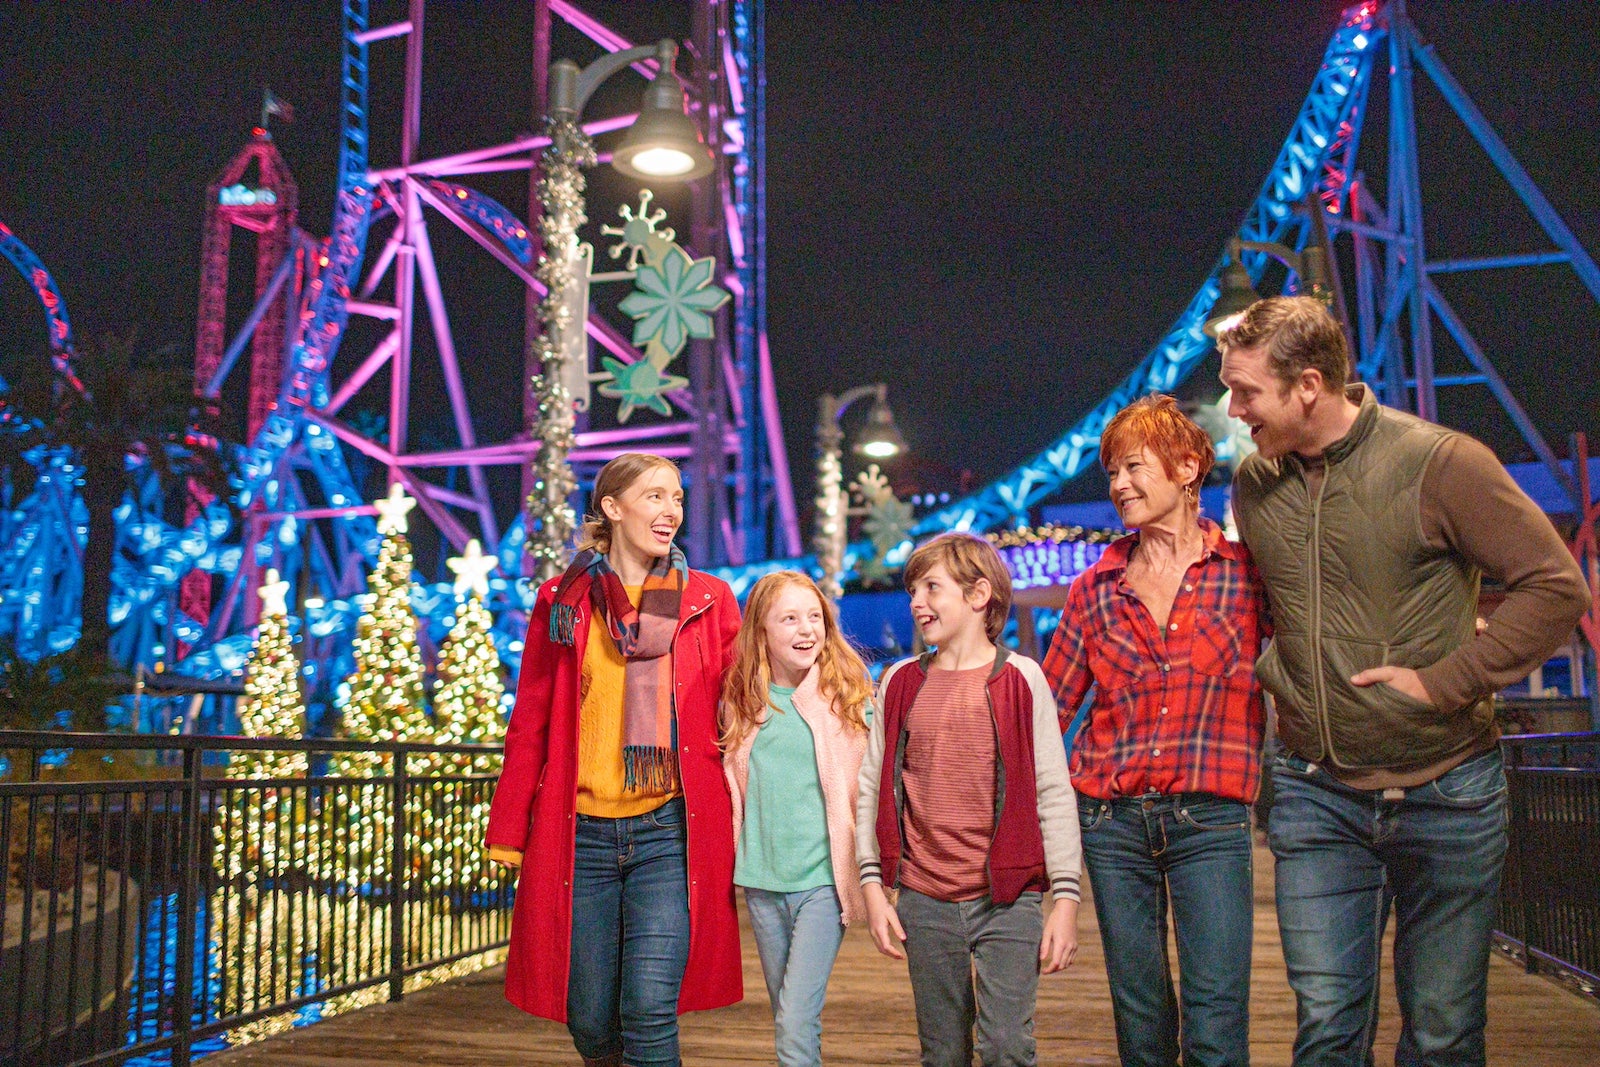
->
xmin=856 ymin=532 xmax=1082 ymax=1067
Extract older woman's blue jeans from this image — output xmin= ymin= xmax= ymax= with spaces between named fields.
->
xmin=567 ymin=796 xmax=691 ymax=1067
xmin=1078 ymin=791 xmax=1255 ymax=1067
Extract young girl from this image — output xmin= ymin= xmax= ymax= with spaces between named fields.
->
xmin=721 ymin=571 xmax=873 ymax=1067
xmin=486 ymin=452 xmax=743 ymax=1067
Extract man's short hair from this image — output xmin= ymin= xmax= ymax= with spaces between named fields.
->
xmin=903 ymin=532 xmax=1013 ymax=643
xmin=1217 ymin=295 xmax=1349 ymax=394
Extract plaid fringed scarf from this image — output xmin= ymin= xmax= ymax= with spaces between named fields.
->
xmin=550 ymin=546 xmax=687 ymax=793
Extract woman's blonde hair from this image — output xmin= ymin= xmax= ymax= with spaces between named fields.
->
xmin=719 ymin=571 xmax=872 ymax=750
xmin=575 ymin=452 xmax=681 ymax=554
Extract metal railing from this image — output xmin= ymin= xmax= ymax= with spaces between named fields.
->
xmin=0 ymin=732 xmax=511 ymax=1067
xmin=1496 ymin=732 xmax=1600 ymax=1002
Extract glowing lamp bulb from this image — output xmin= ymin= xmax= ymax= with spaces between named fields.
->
xmin=1211 ymin=311 xmax=1246 ymax=338
xmin=626 ymin=147 xmax=697 ymax=177
xmin=858 ymin=440 xmax=900 ymax=459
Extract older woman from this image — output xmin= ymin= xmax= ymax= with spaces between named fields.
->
xmin=1043 ymin=394 xmax=1268 ymax=1067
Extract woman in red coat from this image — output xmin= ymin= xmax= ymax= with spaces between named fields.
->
xmin=487 ymin=452 xmax=743 ymax=1067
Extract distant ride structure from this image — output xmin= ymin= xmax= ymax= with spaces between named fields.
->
xmin=0 ymin=0 xmax=1593 ymax=716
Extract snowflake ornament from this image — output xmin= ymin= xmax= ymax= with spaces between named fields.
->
xmin=598 ymin=356 xmax=689 ymax=421
xmin=618 ymin=245 xmax=730 ymax=360
xmin=601 ymin=190 xmax=676 ymax=271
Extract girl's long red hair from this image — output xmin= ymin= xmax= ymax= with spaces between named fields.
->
xmin=719 ymin=571 xmax=872 ymax=751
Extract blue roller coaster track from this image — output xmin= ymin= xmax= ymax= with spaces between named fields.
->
xmin=0 ymin=0 xmax=1594 ymax=718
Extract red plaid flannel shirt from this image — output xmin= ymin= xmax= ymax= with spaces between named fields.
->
xmin=1043 ymin=518 xmax=1270 ymax=803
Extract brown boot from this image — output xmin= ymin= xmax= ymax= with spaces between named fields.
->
xmin=581 ymin=1055 xmax=622 ymax=1067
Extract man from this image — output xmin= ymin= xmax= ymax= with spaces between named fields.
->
xmin=1217 ymin=295 xmax=1591 ymax=1066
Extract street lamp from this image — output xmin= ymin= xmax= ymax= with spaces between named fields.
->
xmin=548 ymin=40 xmax=715 ymax=182
xmin=526 ymin=39 xmax=715 ymax=579
xmin=813 ymin=384 xmax=905 ymax=599
xmin=1202 ymin=235 xmax=1335 ymax=338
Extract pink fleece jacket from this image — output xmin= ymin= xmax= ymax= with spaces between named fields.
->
xmin=723 ymin=664 xmax=869 ymax=926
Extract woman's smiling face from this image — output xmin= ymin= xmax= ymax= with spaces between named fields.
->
xmin=602 ymin=464 xmax=684 ymax=561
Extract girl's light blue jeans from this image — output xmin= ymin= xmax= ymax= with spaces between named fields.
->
xmin=743 ymin=884 xmax=846 ymax=1067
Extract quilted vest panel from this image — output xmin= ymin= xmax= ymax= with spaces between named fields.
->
xmin=1234 ymin=398 xmax=1495 ymax=771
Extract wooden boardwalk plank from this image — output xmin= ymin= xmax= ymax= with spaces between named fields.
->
xmin=207 ymin=846 xmax=1599 ymax=1065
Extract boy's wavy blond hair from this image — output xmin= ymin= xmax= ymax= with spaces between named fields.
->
xmin=904 ymin=532 xmax=1013 ymax=643
xmin=719 ymin=571 xmax=872 ymax=751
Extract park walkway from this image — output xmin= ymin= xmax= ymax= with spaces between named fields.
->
xmin=206 ymin=846 xmax=1600 ymax=1066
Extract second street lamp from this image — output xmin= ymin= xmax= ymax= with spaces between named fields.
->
xmin=813 ymin=383 xmax=905 ymax=599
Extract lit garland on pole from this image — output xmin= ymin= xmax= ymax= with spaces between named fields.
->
xmin=526 ymin=117 xmax=596 ymax=580
xmin=812 ymin=401 xmax=846 ymax=600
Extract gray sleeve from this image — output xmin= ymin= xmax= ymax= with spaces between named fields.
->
xmin=1016 ymin=657 xmax=1083 ymax=902
xmin=856 ymin=660 xmax=904 ymax=886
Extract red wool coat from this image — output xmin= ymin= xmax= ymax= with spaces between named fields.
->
xmin=485 ymin=567 xmax=744 ymax=1021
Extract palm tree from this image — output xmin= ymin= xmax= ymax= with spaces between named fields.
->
xmin=54 ymin=330 xmax=232 ymax=670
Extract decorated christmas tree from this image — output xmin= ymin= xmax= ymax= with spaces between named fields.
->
xmin=434 ymin=539 xmax=506 ymax=759
xmin=416 ymin=538 xmax=509 ymax=897
xmin=333 ymin=483 xmax=432 ymax=766
xmin=210 ymin=568 xmax=322 ymax=1038
xmin=214 ymin=568 xmax=309 ymax=885
xmin=323 ymin=483 xmax=431 ymax=891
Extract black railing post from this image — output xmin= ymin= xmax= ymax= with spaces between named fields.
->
xmin=174 ymin=744 xmax=203 ymax=1066
xmin=1510 ymin=744 xmax=1537 ymax=973
xmin=389 ymin=744 xmax=408 ymax=1003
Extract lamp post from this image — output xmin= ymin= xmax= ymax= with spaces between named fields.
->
xmin=1203 ymin=198 xmax=1347 ymax=340
xmin=526 ymin=39 xmax=714 ymax=580
xmin=1203 ymin=236 xmax=1336 ymax=338
xmin=813 ymin=383 xmax=905 ymax=599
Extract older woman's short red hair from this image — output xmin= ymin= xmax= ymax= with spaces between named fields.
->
xmin=1099 ymin=394 xmax=1215 ymax=492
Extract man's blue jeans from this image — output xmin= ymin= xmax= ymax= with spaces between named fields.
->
xmin=744 ymin=884 xmax=846 ymax=1067
xmin=1268 ymin=748 xmax=1507 ymax=1067
xmin=1078 ymin=792 xmax=1255 ymax=1067
xmin=568 ymin=796 xmax=692 ymax=1067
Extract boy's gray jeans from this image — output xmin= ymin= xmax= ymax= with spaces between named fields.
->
xmin=897 ymin=886 xmax=1044 ymax=1067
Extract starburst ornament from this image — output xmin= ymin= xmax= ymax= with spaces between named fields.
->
xmin=601 ymin=189 xmax=676 ymax=271
xmin=448 ymin=538 xmax=498 ymax=599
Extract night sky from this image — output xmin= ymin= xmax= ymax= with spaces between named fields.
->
xmin=2 ymin=2 xmax=1597 ymax=545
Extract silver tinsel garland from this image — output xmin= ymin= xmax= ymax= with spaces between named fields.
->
xmin=526 ymin=118 xmax=597 ymax=580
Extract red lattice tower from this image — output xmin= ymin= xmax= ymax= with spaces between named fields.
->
xmin=184 ymin=130 xmax=301 ymax=632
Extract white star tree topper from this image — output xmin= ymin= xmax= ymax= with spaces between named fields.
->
xmin=257 ymin=567 xmax=291 ymax=618
xmin=374 ymin=481 xmax=417 ymax=535
xmin=448 ymin=538 xmax=498 ymax=600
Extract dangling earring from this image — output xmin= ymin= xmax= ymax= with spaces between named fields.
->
xmin=1185 ymin=483 xmax=1199 ymax=509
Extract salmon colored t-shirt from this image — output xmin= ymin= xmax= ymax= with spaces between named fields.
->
xmin=898 ymin=665 xmax=997 ymax=901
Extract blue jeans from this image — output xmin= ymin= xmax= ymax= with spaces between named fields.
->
xmin=568 ymin=796 xmax=692 ymax=1067
xmin=1078 ymin=792 xmax=1255 ymax=1067
xmin=744 ymin=884 xmax=846 ymax=1067
xmin=1269 ymin=748 xmax=1507 ymax=1067
xmin=897 ymin=887 xmax=1044 ymax=1067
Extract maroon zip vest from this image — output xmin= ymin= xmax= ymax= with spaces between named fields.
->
xmin=872 ymin=648 xmax=1047 ymax=904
